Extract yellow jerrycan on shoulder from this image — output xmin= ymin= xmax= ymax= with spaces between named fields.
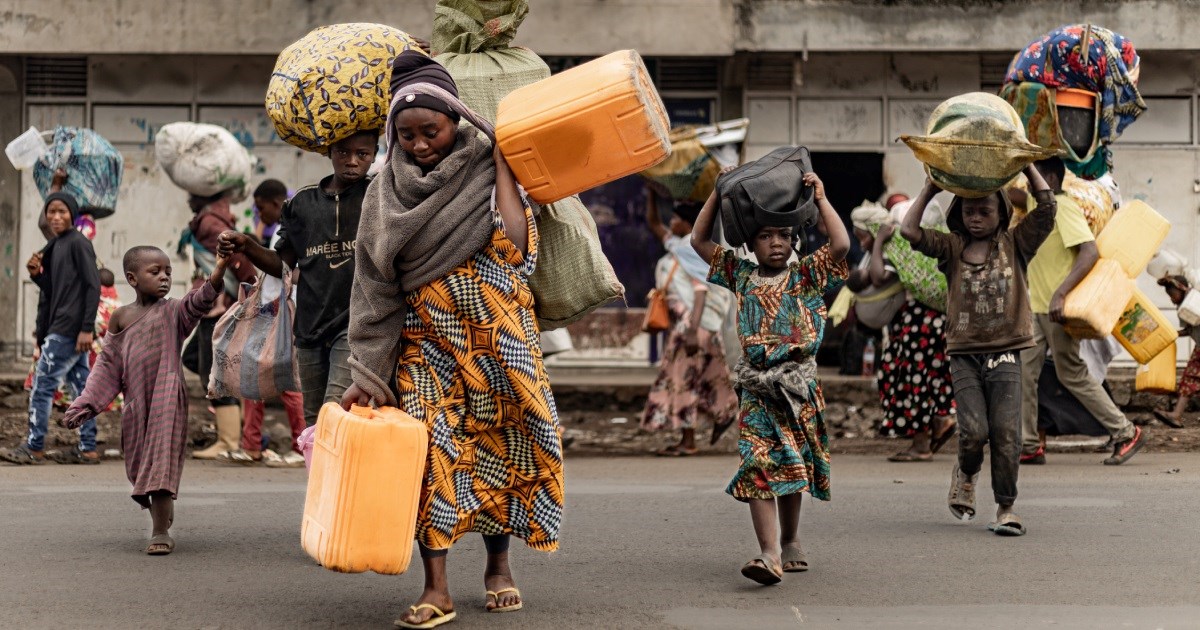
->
xmin=302 ymin=403 xmax=429 ymax=575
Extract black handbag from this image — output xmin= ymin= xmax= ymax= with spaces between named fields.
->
xmin=716 ymin=146 xmax=819 ymax=247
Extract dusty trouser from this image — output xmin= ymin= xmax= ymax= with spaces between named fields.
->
xmin=949 ymin=352 xmax=1022 ymax=506
xmin=295 ymin=327 xmax=353 ymax=427
xmin=1020 ymin=313 xmax=1136 ymax=454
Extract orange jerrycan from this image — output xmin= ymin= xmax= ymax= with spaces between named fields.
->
xmin=302 ymin=403 xmax=428 ymax=575
xmin=1062 ymin=259 xmax=1134 ymax=339
xmin=495 ymin=49 xmax=671 ymax=204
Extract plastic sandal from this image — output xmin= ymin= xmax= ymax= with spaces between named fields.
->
xmin=948 ymin=464 xmax=979 ymax=521
xmin=740 ymin=554 xmax=783 ymax=585
xmin=888 ymin=451 xmax=932 ymax=462
xmin=485 ymin=588 xmax=523 ymax=613
xmin=781 ymin=544 xmax=808 ymax=572
xmin=146 ymin=533 xmax=175 ymax=555
xmin=394 ymin=604 xmax=457 ymax=629
xmin=988 ymin=511 xmax=1027 ymax=537
xmin=0 ymin=445 xmax=46 ymax=465
xmin=218 ymin=450 xmax=263 ymax=466
xmin=930 ymin=419 xmax=958 ymax=454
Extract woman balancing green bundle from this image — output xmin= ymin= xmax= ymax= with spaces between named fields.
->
xmin=691 ymin=170 xmax=850 ymax=585
xmin=341 ymin=51 xmax=562 ymax=629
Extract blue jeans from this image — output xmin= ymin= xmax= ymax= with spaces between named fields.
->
xmin=28 ymin=334 xmax=96 ymax=452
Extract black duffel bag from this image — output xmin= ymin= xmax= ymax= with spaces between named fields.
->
xmin=717 ymin=146 xmax=819 ymax=247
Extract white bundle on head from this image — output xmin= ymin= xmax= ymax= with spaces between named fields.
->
xmin=850 ymin=200 xmax=891 ymax=231
xmin=891 ymin=198 xmax=945 ymax=229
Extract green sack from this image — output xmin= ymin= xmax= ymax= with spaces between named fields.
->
xmin=860 ymin=214 xmax=948 ymax=314
xmin=640 ymin=127 xmax=720 ymax=203
xmin=437 ymin=47 xmax=550 ymax=123
xmin=900 ymin=92 xmax=1058 ymax=199
xmin=884 ymin=231 xmax=948 ymax=313
xmin=433 ymin=0 xmax=529 ymax=54
xmin=530 ymin=197 xmax=626 ymax=330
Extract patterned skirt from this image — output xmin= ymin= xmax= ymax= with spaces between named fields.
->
xmin=396 ymin=209 xmax=563 ymax=552
xmin=641 ymin=328 xmax=737 ymax=440
xmin=877 ymin=300 xmax=955 ymax=437
xmin=727 ymin=379 xmax=831 ymax=502
xmin=1179 ymin=346 xmax=1200 ymax=397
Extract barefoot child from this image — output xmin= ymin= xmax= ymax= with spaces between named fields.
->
xmin=61 ymin=246 xmax=227 ymax=555
xmin=691 ymin=171 xmax=850 ymax=585
xmin=898 ymin=166 xmax=1056 ymax=536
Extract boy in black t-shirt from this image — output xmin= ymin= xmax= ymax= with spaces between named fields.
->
xmin=219 ymin=131 xmax=378 ymax=425
xmin=1 ymin=190 xmax=100 ymax=465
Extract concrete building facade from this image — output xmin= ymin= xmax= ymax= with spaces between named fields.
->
xmin=1 ymin=0 xmax=1199 ymax=365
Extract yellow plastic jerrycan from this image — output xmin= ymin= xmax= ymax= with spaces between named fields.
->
xmin=1113 ymin=287 xmax=1178 ymax=364
xmin=302 ymin=403 xmax=429 ymax=575
xmin=1062 ymin=259 xmax=1134 ymax=339
xmin=1136 ymin=342 xmax=1177 ymax=395
xmin=496 ymin=49 xmax=671 ymax=204
xmin=1096 ymin=200 xmax=1170 ymax=278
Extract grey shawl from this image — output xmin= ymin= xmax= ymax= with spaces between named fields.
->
xmin=733 ymin=356 xmax=819 ymax=418
xmin=348 ymin=124 xmax=497 ymax=405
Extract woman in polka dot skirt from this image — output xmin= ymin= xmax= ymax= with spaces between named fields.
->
xmin=873 ymin=231 xmax=956 ymax=461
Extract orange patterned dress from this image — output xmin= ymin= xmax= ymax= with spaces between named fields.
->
xmin=396 ymin=207 xmax=563 ymax=552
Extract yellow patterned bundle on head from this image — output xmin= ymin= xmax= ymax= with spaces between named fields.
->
xmin=267 ymin=23 xmax=426 ymax=153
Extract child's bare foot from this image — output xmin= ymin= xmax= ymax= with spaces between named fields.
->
xmin=396 ymin=588 xmax=455 ymax=628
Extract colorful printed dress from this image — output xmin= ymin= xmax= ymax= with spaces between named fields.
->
xmin=708 ymin=245 xmax=848 ymax=501
xmin=63 ymin=283 xmax=218 ymax=507
xmin=396 ymin=207 xmax=563 ymax=552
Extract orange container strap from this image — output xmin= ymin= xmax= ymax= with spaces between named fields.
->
xmin=1056 ymin=88 xmax=1098 ymax=110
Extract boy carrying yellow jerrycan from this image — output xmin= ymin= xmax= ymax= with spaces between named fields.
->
xmin=302 ymin=403 xmax=429 ymax=575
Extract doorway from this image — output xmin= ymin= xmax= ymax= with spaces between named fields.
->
xmin=807 ymin=152 xmax=885 ymax=371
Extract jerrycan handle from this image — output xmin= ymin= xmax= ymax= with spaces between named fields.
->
xmin=349 ymin=404 xmax=377 ymax=419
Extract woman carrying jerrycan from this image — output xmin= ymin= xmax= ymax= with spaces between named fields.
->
xmin=340 ymin=51 xmax=562 ymax=629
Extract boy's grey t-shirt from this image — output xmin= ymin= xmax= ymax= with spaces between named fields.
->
xmin=274 ymin=175 xmax=370 ymax=349
xmin=912 ymin=199 xmax=1055 ymax=355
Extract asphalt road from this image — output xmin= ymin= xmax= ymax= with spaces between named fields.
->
xmin=2 ymin=453 xmax=1198 ymax=629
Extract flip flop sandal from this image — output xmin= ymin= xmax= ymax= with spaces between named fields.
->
xmin=485 ymin=588 xmax=523 ymax=613
xmin=988 ymin=513 xmax=1027 ymax=537
xmin=930 ymin=421 xmax=958 ymax=454
xmin=948 ymin=465 xmax=979 ymax=521
xmin=1153 ymin=409 xmax=1184 ymax=429
xmin=781 ymin=545 xmax=808 ymax=572
xmin=888 ymin=451 xmax=933 ymax=462
xmin=710 ymin=417 xmax=736 ymax=445
xmin=394 ymin=604 xmax=456 ymax=629
xmin=146 ymin=534 xmax=175 ymax=556
xmin=740 ymin=554 xmax=783 ymax=585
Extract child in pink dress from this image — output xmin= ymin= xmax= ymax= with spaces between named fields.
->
xmin=62 ymin=246 xmax=227 ymax=555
